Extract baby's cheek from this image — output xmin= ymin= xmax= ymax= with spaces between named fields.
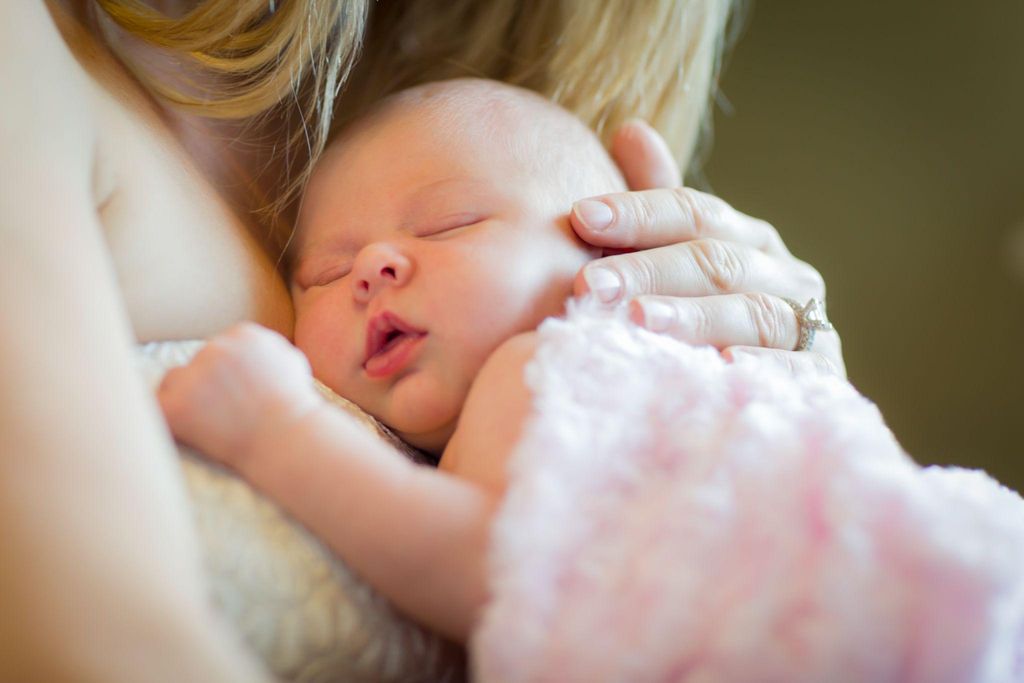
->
xmin=293 ymin=320 xmax=352 ymax=395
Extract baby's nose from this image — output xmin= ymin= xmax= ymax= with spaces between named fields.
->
xmin=351 ymin=243 xmax=413 ymax=303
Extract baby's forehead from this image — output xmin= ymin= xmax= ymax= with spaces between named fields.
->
xmin=335 ymin=79 xmax=616 ymax=179
xmin=292 ymin=80 xmax=624 ymax=267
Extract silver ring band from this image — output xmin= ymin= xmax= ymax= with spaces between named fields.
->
xmin=781 ymin=297 xmax=834 ymax=352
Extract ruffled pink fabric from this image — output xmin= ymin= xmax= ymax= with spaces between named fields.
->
xmin=472 ymin=300 xmax=1024 ymax=683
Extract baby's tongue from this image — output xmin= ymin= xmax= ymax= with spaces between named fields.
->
xmin=365 ymin=333 xmax=410 ymax=373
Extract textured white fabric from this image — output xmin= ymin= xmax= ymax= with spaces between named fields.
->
xmin=474 ymin=300 xmax=1024 ymax=683
xmin=137 ymin=341 xmax=462 ymax=683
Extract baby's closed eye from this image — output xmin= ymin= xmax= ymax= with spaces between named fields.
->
xmin=295 ymin=260 xmax=353 ymax=290
xmin=309 ymin=263 xmax=352 ymax=287
xmin=414 ymin=213 xmax=488 ymax=239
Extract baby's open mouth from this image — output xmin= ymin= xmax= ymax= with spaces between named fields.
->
xmin=363 ymin=312 xmax=427 ymax=378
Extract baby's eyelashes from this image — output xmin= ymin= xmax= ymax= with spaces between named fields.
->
xmin=412 ymin=213 xmax=487 ymax=239
xmin=309 ymin=264 xmax=352 ymax=287
xmin=295 ymin=213 xmax=490 ymax=290
xmin=293 ymin=260 xmax=352 ymax=290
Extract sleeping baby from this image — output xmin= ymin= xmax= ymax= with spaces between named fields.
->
xmin=160 ymin=77 xmax=623 ymax=640
xmin=159 ymin=78 xmax=1024 ymax=682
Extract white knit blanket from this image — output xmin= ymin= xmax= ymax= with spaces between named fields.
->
xmin=473 ymin=301 xmax=1024 ymax=683
xmin=136 ymin=342 xmax=462 ymax=683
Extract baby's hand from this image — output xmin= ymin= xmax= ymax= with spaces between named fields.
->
xmin=158 ymin=323 xmax=322 ymax=469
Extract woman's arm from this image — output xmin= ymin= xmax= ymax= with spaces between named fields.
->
xmin=0 ymin=4 xmax=266 ymax=681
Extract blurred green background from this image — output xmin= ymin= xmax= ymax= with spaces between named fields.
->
xmin=703 ymin=1 xmax=1024 ymax=488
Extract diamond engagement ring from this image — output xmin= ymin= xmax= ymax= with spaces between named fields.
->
xmin=781 ymin=297 xmax=834 ymax=352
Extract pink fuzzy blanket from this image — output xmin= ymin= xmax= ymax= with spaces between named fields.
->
xmin=472 ymin=301 xmax=1024 ymax=683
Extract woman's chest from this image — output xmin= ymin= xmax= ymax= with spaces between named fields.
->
xmin=70 ymin=27 xmax=293 ymax=341
xmin=95 ymin=101 xmax=293 ymax=341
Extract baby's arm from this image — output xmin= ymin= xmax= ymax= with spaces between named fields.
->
xmin=158 ymin=324 xmax=502 ymax=642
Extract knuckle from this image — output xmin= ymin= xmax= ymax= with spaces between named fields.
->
xmin=159 ymin=389 xmax=188 ymax=422
xmin=670 ymin=188 xmax=728 ymax=239
xmin=810 ymin=346 xmax=845 ymax=377
xmin=692 ymin=239 xmax=746 ymax=293
xmin=205 ymin=335 xmax=234 ymax=357
xmin=791 ymin=258 xmax=826 ymax=298
xmin=199 ymin=347 xmax=231 ymax=373
xmin=223 ymin=323 xmax=251 ymax=341
xmin=669 ymin=188 xmax=702 ymax=236
xmin=632 ymin=257 xmax=663 ymax=297
xmin=743 ymin=292 xmax=791 ymax=349
xmin=756 ymin=218 xmax=785 ymax=250
xmin=624 ymin=192 xmax=658 ymax=233
xmin=688 ymin=302 xmax=715 ymax=341
xmin=159 ymin=366 xmax=181 ymax=389
xmin=815 ymin=354 xmax=841 ymax=376
xmin=225 ymin=322 xmax=270 ymax=348
xmin=789 ymin=352 xmax=840 ymax=378
xmin=775 ymin=351 xmax=801 ymax=376
xmin=616 ymin=254 xmax=662 ymax=297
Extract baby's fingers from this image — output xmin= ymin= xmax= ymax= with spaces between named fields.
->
xmin=157 ymin=365 xmax=201 ymax=438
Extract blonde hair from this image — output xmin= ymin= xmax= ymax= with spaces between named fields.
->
xmin=344 ymin=0 xmax=735 ymax=177
xmin=93 ymin=0 xmax=368 ymax=248
xmin=95 ymin=0 xmax=733 ymax=251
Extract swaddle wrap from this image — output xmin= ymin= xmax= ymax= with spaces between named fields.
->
xmin=474 ymin=300 xmax=1024 ymax=683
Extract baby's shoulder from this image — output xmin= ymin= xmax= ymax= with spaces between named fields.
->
xmin=438 ymin=333 xmax=539 ymax=492
xmin=484 ymin=332 xmax=541 ymax=371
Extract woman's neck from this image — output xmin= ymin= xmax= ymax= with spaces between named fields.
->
xmin=83 ymin=0 xmax=294 ymax=234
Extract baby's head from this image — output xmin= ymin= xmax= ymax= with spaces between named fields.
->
xmin=290 ymin=78 xmax=625 ymax=453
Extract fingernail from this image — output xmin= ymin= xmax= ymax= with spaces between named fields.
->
xmin=573 ymin=199 xmax=614 ymax=232
xmin=637 ymin=300 xmax=675 ymax=333
xmin=583 ymin=267 xmax=623 ymax=304
xmin=725 ymin=349 xmax=757 ymax=366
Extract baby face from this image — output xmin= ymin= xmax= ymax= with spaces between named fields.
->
xmin=290 ymin=98 xmax=602 ymax=453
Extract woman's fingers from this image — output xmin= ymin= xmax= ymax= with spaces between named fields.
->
xmin=573 ymin=239 xmax=824 ymax=305
xmin=628 ymin=292 xmax=802 ymax=350
xmin=724 ymin=346 xmax=846 ymax=378
xmin=609 ymin=119 xmax=682 ymax=190
xmin=626 ymin=293 xmax=845 ymax=374
xmin=571 ymin=186 xmax=789 ymax=256
xmin=625 ymin=293 xmax=846 ymax=377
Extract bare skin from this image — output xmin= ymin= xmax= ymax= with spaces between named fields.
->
xmin=159 ymin=321 xmax=535 ymax=643
xmin=2 ymin=2 xmax=841 ymax=680
xmin=157 ymin=82 xmax=818 ymax=644
xmin=0 ymin=3 xmax=286 ymax=680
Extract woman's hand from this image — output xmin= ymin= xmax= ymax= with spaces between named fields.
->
xmin=158 ymin=323 xmax=323 ymax=468
xmin=572 ymin=120 xmax=844 ymax=377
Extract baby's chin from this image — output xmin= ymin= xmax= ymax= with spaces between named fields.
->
xmin=381 ymin=372 xmax=469 ymax=456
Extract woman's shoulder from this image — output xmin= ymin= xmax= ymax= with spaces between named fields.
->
xmin=2 ymin=3 xmax=293 ymax=342
xmin=1 ymin=4 xmax=98 ymax=170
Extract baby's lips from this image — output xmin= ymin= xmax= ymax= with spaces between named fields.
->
xmin=364 ymin=310 xmax=426 ymax=363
